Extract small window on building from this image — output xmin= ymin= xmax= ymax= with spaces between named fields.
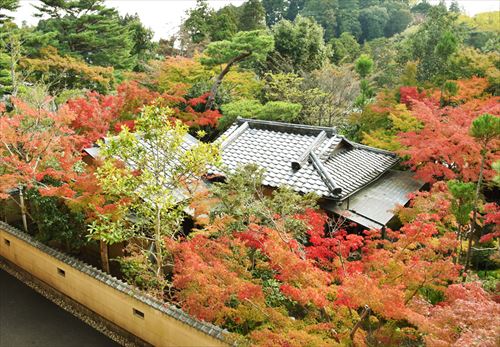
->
xmin=57 ymin=268 xmax=66 ymax=277
xmin=133 ymin=308 xmax=144 ymax=319
xmin=4 ymin=238 xmax=10 ymax=246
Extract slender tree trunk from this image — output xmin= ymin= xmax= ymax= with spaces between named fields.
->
xmin=205 ymin=51 xmax=252 ymax=111
xmin=100 ymin=240 xmax=110 ymax=273
xmin=454 ymin=224 xmax=463 ymax=264
xmin=350 ymin=305 xmax=370 ymax=342
xmin=464 ymin=151 xmax=486 ymax=273
xmin=155 ymin=207 xmax=163 ymax=279
xmin=18 ymin=185 xmax=28 ymax=232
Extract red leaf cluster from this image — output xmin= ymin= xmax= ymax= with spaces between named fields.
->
xmin=398 ymin=97 xmax=500 ymax=183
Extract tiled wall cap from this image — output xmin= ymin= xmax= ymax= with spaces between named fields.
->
xmin=0 ymin=221 xmax=229 ymax=343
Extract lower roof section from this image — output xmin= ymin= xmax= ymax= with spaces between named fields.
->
xmin=324 ymin=170 xmax=424 ymax=230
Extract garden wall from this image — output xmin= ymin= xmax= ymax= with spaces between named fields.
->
xmin=0 ymin=221 xmax=228 ymax=347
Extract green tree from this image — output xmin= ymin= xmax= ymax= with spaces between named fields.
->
xmin=409 ymin=5 xmax=461 ymax=83
xmin=183 ymin=0 xmax=213 ymax=44
xmin=261 ymin=72 xmax=325 ymax=125
xmin=447 ymin=180 xmax=475 ymax=263
xmin=96 ymin=105 xmax=220 ymax=281
xmin=330 ymin=32 xmax=360 ymax=65
xmin=34 ymin=0 xmax=135 ymax=69
xmin=285 ymin=0 xmax=305 ymax=21
xmin=355 ymin=54 xmax=373 ymax=78
xmin=0 ymin=22 xmax=61 ymax=98
xmin=208 ymin=7 xmax=238 ymax=41
xmin=239 ymin=0 xmax=266 ymax=31
xmin=262 ymin=0 xmax=288 ymax=26
xmin=384 ymin=2 xmax=413 ymax=37
xmin=0 ymin=0 xmax=18 ymax=23
xmin=220 ymin=99 xmax=302 ymax=128
xmin=449 ymin=0 xmax=461 ymax=13
xmin=359 ymin=6 xmax=389 ymax=41
xmin=0 ymin=21 xmax=18 ymax=96
xmin=201 ymin=30 xmax=274 ymax=110
xmin=300 ymin=0 xmax=338 ymax=41
xmin=270 ymin=16 xmax=328 ymax=73
xmin=337 ymin=0 xmax=361 ymax=39
xmin=411 ymin=0 xmax=433 ymax=16
xmin=464 ymin=114 xmax=500 ymax=272
xmin=355 ymin=54 xmax=375 ymax=106
xmin=120 ymin=14 xmax=155 ymax=71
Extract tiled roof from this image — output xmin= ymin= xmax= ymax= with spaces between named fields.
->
xmin=213 ymin=118 xmax=399 ymax=200
xmin=83 ymin=133 xmax=201 ymax=202
xmin=326 ymin=170 xmax=424 ymax=229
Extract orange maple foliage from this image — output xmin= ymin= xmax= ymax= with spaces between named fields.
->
xmin=399 ymin=97 xmax=500 ymax=183
xmin=431 ymin=77 xmax=490 ymax=104
xmin=0 ymin=98 xmax=82 ymax=199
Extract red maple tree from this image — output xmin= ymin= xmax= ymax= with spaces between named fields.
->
xmin=0 ymin=99 xmax=82 ymax=231
xmin=398 ymin=97 xmax=500 ymax=183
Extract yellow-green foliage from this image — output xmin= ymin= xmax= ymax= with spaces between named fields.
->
xmin=21 ymin=46 xmax=114 ymax=93
xmin=362 ymin=104 xmax=422 ymax=151
xmin=149 ymin=56 xmax=206 ymax=95
xmin=450 ymin=47 xmax=499 ymax=78
xmin=458 ymin=12 xmax=500 ymax=32
xmin=222 ymin=69 xmax=263 ymax=100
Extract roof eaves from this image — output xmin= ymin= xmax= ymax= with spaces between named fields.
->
xmin=339 ymin=158 xmax=400 ymax=201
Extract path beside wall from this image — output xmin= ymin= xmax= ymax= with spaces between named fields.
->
xmin=0 ymin=222 xmax=228 ymax=347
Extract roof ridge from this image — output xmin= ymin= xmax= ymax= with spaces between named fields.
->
xmin=292 ymin=130 xmax=327 ymax=170
xmin=309 ymin=151 xmax=342 ymax=197
xmin=236 ymin=117 xmax=337 ymax=136
xmin=219 ymin=121 xmax=249 ymax=149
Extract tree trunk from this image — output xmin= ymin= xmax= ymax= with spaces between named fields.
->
xmin=155 ymin=207 xmax=163 ymax=279
xmin=350 ymin=305 xmax=370 ymax=342
xmin=100 ymin=240 xmax=110 ymax=273
xmin=464 ymin=150 xmax=486 ymax=273
xmin=18 ymin=185 xmax=28 ymax=232
xmin=205 ymin=51 xmax=252 ymax=111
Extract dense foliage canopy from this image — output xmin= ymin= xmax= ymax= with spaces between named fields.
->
xmin=1 ymin=1 xmax=499 ymax=345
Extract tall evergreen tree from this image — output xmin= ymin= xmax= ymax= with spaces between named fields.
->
xmin=300 ymin=0 xmax=338 ymax=41
xmin=285 ymin=0 xmax=305 ymax=21
xmin=183 ymin=0 xmax=213 ymax=44
xmin=449 ymin=0 xmax=461 ymax=13
xmin=337 ymin=0 xmax=361 ymax=39
xmin=262 ymin=0 xmax=288 ymax=26
xmin=120 ymin=14 xmax=155 ymax=71
xmin=209 ymin=6 xmax=238 ymax=41
xmin=239 ymin=0 xmax=266 ymax=31
xmin=270 ymin=16 xmax=328 ymax=73
xmin=409 ymin=4 xmax=461 ymax=82
xmin=359 ymin=5 xmax=389 ymax=41
xmin=34 ymin=0 xmax=135 ymax=70
xmin=0 ymin=0 xmax=19 ymax=23
xmin=384 ymin=2 xmax=413 ymax=37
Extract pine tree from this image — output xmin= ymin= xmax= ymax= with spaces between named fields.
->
xmin=34 ymin=0 xmax=135 ymax=70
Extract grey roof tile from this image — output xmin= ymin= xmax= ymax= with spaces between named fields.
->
xmin=212 ymin=118 xmax=399 ymax=200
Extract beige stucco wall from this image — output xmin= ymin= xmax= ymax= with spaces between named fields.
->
xmin=0 ymin=228 xmax=227 ymax=347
